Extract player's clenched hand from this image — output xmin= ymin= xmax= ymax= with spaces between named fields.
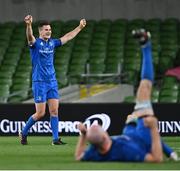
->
xmin=79 ymin=19 xmax=86 ymax=29
xmin=24 ymin=15 xmax=33 ymax=25
xmin=76 ymin=122 xmax=87 ymax=135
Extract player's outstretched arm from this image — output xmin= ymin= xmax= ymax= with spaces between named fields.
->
xmin=24 ymin=15 xmax=36 ymax=45
xmin=144 ymin=117 xmax=163 ymax=163
xmin=75 ymin=123 xmax=87 ymax=161
xmin=60 ymin=19 xmax=86 ymax=45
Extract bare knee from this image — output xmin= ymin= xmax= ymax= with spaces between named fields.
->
xmin=34 ymin=110 xmax=46 ymax=120
xmin=49 ymin=108 xmax=58 ymax=116
xmin=140 ymin=80 xmax=152 ymax=90
xmin=137 ymin=80 xmax=152 ymax=101
xmin=48 ymin=99 xmax=59 ymax=116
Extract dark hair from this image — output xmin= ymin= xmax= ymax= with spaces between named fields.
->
xmin=38 ymin=21 xmax=50 ymax=29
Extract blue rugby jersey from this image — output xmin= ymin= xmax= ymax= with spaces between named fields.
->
xmin=29 ymin=38 xmax=62 ymax=81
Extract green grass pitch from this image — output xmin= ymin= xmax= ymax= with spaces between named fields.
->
xmin=0 ymin=136 xmax=179 ymax=170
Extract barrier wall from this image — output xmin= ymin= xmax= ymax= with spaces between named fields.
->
xmin=0 ymin=0 xmax=180 ymax=22
xmin=0 ymin=103 xmax=180 ymax=136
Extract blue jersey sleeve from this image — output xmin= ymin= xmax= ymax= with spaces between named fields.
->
xmin=81 ymin=145 xmax=97 ymax=161
xmin=29 ymin=38 xmax=38 ymax=49
xmin=53 ymin=39 xmax=62 ymax=48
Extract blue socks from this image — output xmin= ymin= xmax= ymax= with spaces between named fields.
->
xmin=50 ymin=116 xmax=59 ymax=141
xmin=22 ymin=115 xmax=59 ymax=141
xmin=22 ymin=116 xmax=36 ymax=136
xmin=161 ymin=141 xmax=174 ymax=157
xmin=141 ymin=42 xmax=154 ymax=82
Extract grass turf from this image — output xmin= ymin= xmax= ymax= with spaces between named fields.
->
xmin=0 ymin=136 xmax=179 ymax=170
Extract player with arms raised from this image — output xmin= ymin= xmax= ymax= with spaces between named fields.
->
xmin=19 ymin=15 xmax=86 ymax=145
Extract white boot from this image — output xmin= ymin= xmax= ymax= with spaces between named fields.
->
xmin=170 ymin=152 xmax=179 ymax=161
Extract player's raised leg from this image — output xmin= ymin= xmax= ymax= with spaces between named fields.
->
xmin=132 ymin=29 xmax=179 ymax=161
xmin=19 ymin=103 xmax=46 ymax=145
xmin=137 ymin=42 xmax=153 ymax=101
xmin=131 ymin=29 xmax=154 ymax=117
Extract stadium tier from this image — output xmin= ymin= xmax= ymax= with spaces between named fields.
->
xmin=0 ymin=18 xmax=180 ymax=103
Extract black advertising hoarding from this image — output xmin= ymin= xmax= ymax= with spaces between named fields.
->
xmin=0 ymin=103 xmax=180 ymax=136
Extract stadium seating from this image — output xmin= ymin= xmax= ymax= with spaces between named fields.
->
xmin=0 ymin=18 xmax=180 ymax=103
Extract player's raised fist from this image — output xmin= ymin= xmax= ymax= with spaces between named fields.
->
xmin=24 ymin=15 xmax=33 ymax=25
xmin=79 ymin=19 xmax=86 ymax=29
xmin=76 ymin=122 xmax=87 ymax=135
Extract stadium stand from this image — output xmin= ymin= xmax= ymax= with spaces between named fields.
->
xmin=0 ymin=18 xmax=180 ymax=103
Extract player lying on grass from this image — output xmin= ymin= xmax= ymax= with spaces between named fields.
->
xmin=75 ymin=29 xmax=179 ymax=162
xmin=19 ymin=15 xmax=86 ymax=145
